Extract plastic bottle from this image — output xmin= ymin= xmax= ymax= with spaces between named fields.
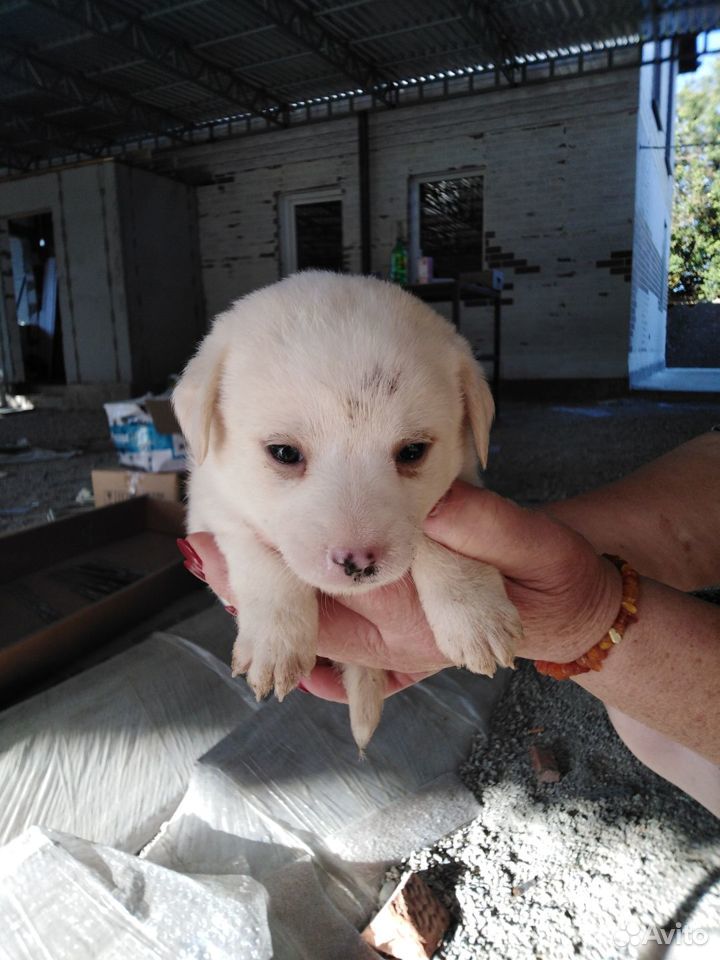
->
xmin=390 ymin=221 xmax=408 ymax=284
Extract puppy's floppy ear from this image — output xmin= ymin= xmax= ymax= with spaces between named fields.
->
xmin=172 ymin=319 xmax=227 ymax=465
xmin=458 ymin=346 xmax=495 ymax=469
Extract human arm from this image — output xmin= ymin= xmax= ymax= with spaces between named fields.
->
xmin=423 ymin=480 xmax=720 ymax=765
xmin=541 ymin=432 xmax=720 ymax=592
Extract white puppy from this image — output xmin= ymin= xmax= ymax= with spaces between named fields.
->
xmin=173 ymin=271 xmax=522 ymax=749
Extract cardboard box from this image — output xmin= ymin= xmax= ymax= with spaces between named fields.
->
xmin=103 ymin=394 xmax=185 ymax=472
xmin=92 ymin=468 xmax=183 ymax=506
xmin=0 ymin=497 xmax=200 ymax=701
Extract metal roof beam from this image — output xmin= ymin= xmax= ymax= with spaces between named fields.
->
xmin=250 ymin=0 xmax=398 ymax=105
xmin=0 ymin=100 xmax=111 ymax=159
xmin=0 ymin=136 xmax=39 ymax=171
xmin=457 ymin=1 xmax=522 ymax=84
xmin=0 ymin=43 xmax=194 ymax=145
xmin=27 ymin=0 xmax=289 ymax=126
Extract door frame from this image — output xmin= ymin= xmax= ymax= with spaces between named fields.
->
xmin=278 ymin=186 xmax=344 ymax=277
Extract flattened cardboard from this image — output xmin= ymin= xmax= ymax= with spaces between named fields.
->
xmin=92 ymin=468 xmax=183 ymax=506
xmin=0 ymin=498 xmax=199 ymax=701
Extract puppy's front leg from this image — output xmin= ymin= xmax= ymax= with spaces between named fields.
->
xmin=215 ymin=526 xmax=318 ymax=702
xmin=412 ymin=537 xmax=522 ymax=676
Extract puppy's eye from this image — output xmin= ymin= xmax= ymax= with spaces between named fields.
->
xmin=396 ymin=442 xmax=428 ymax=465
xmin=267 ymin=444 xmax=303 ymax=465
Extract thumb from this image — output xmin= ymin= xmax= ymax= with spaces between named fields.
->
xmin=423 ymin=482 xmax=570 ymax=580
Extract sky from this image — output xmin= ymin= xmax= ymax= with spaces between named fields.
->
xmin=677 ymin=28 xmax=720 ymax=88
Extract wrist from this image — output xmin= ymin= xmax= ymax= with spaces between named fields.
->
xmin=513 ymin=553 xmax=624 ymax=664
xmin=535 ymin=555 xmax=638 ymax=679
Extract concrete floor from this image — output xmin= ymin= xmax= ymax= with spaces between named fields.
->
xmin=2 ymin=394 xmax=720 ymax=536
xmin=484 ymin=395 xmax=720 ymax=503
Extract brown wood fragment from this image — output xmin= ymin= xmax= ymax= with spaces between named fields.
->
xmin=529 ymin=744 xmax=561 ymax=783
xmin=361 ymin=872 xmax=451 ymax=959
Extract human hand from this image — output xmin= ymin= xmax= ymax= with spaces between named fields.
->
xmin=179 ymin=482 xmax=622 ymax=701
xmin=178 ymin=532 xmax=450 ymax=701
xmin=424 ymin=483 xmax=622 ymax=664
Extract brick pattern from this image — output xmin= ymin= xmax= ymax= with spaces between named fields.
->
xmin=632 ymin=219 xmax=666 ymax=305
xmin=485 ymin=230 xmax=542 ymax=281
xmin=596 ymin=249 xmax=632 ymax=282
xmin=165 ymin=70 xmax=640 ymax=379
xmin=627 ymin=42 xmax=675 ymax=382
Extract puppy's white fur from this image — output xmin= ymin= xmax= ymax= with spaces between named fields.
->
xmin=173 ymin=271 xmax=522 ymax=749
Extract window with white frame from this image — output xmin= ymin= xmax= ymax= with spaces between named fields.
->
xmin=408 ymin=172 xmax=484 ymax=282
xmin=279 ymin=188 xmax=344 ymax=276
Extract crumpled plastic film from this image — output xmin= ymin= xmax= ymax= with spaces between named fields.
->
xmin=1 ymin=602 xmax=511 ymax=959
xmin=0 ymin=632 xmax=258 ymax=852
xmin=0 ymin=826 xmax=272 ymax=959
xmin=142 ymin=659 xmax=511 ymax=956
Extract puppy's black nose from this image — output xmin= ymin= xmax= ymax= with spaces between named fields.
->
xmin=330 ymin=549 xmax=378 ymax=580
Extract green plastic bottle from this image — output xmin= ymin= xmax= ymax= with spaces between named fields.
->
xmin=390 ymin=221 xmax=408 ymax=284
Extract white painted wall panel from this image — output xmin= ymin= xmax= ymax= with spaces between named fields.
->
xmin=0 ymin=161 xmax=202 ymax=390
xmin=61 ymin=164 xmax=132 ymax=383
xmin=0 ymin=162 xmax=132 ymax=385
xmin=115 ymin=165 xmax=204 ymax=391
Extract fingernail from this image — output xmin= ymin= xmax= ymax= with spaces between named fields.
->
xmin=182 ymin=559 xmax=206 ymax=582
xmin=177 ymin=538 xmax=203 ymax=570
xmin=428 ymin=489 xmax=452 ymax=518
xmin=224 ymin=605 xmax=237 ymax=616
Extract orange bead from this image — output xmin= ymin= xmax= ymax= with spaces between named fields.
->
xmin=535 ymin=556 xmax=639 ymax=681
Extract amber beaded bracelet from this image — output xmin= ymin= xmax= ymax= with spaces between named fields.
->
xmin=534 ymin=554 xmax=639 ymax=680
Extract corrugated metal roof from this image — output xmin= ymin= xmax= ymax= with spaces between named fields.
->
xmin=0 ymin=0 xmax=718 ymax=177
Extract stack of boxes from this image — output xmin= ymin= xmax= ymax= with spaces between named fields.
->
xmin=92 ymin=393 xmax=186 ymax=506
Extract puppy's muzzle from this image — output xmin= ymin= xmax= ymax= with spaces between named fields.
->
xmin=329 ymin=547 xmax=379 ymax=584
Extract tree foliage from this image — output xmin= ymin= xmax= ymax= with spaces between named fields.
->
xmin=669 ymin=57 xmax=720 ymax=302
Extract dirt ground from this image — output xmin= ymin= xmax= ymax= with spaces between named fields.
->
xmin=2 ymin=394 xmax=720 ymax=536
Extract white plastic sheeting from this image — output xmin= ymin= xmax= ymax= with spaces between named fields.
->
xmin=0 ymin=827 xmax=272 ymax=960
xmin=0 ymin=634 xmax=258 ymax=852
xmin=0 ymin=612 xmax=509 ymax=958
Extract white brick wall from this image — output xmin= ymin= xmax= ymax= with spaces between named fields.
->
xmin=171 ymin=69 xmax=641 ymax=380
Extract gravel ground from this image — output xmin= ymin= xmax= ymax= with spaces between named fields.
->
xmin=3 ymin=393 xmax=720 ymax=535
xmin=389 ymin=662 xmax=720 ymax=959
xmin=0 ymin=406 xmax=117 ymax=534
xmin=484 ymin=395 xmax=720 ymax=504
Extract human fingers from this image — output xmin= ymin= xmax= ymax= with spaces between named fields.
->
xmin=424 ymin=482 xmax=621 ymax=663
xmin=180 ymin=532 xmax=236 ymax=611
xmin=424 ymin=482 xmax=577 ymax=582
xmin=316 ymin=584 xmax=451 ymax=674
xmin=299 ymin=660 xmax=436 ymax=702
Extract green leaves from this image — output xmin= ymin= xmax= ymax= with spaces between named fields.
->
xmin=670 ymin=59 xmax=720 ymax=302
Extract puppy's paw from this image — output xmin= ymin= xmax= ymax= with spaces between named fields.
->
xmin=413 ymin=538 xmax=523 ymax=677
xmin=433 ymin=591 xmax=522 ymax=676
xmin=245 ymin=644 xmax=317 ymax=702
xmin=229 ymin=595 xmax=318 ymax=702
